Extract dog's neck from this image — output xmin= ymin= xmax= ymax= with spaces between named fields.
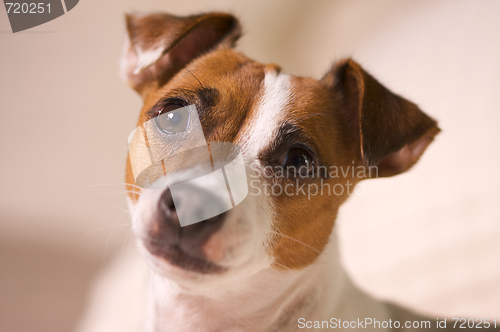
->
xmin=146 ymin=232 xmax=388 ymax=332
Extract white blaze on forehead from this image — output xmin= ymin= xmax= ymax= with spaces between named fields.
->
xmin=243 ymin=71 xmax=292 ymax=158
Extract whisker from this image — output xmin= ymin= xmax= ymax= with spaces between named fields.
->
xmin=185 ymin=68 xmax=205 ymax=89
xmin=121 ymin=228 xmax=134 ymax=251
xmin=267 ymin=230 xmax=322 ymax=255
xmin=271 ymin=260 xmax=326 ymax=294
xmin=272 ymin=261 xmax=294 ymax=271
xmin=115 ymin=190 xmax=143 ymax=196
xmin=78 ymin=221 xmax=131 ymax=239
xmin=73 ymin=182 xmax=143 ymax=192
xmin=113 ymin=205 xmax=131 ymax=215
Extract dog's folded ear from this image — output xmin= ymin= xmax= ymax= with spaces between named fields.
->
xmin=121 ymin=12 xmax=241 ymax=95
xmin=323 ymin=59 xmax=440 ymax=178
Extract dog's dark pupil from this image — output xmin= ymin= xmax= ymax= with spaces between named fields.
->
xmin=285 ymin=148 xmax=313 ymax=176
xmin=292 ymin=154 xmax=306 ymax=167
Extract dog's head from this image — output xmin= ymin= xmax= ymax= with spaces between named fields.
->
xmin=122 ymin=12 xmax=439 ymax=294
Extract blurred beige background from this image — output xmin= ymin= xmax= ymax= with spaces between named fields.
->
xmin=1 ymin=0 xmax=499 ymax=331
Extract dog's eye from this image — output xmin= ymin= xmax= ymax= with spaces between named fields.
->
xmin=281 ymin=147 xmax=315 ymax=177
xmin=156 ymin=103 xmax=190 ymax=134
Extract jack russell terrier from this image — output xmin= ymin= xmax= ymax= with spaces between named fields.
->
xmin=95 ymin=11 xmax=497 ymax=332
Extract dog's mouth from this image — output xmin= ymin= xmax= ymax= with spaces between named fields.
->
xmin=144 ymin=239 xmax=226 ymax=274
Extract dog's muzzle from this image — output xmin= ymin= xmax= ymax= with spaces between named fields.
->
xmin=144 ymin=186 xmax=228 ymax=273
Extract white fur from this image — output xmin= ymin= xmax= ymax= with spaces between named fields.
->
xmin=241 ymin=71 xmax=291 ymax=158
xmin=134 ymin=44 xmax=165 ymax=74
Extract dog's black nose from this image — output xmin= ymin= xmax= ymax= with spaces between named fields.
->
xmin=152 ymin=187 xmax=227 ymax=260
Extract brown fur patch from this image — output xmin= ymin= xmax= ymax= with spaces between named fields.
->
xmin=126 ymin=49 xmax=265 ymax=200
xmin=267 ymin=76 xmax=362 ymax=270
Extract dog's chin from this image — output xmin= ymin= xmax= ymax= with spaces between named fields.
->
xmin=146 ymin=239 xmax=225 ymax=274
xmin=137 ymin=239 xmax=229 ymax=287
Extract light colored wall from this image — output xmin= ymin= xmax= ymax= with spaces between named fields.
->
xmin=1 ymin=1 xmax=499 ymax=331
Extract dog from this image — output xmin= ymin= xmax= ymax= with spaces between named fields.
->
xmin=82 ymin=12 xmax=498 ymax=332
